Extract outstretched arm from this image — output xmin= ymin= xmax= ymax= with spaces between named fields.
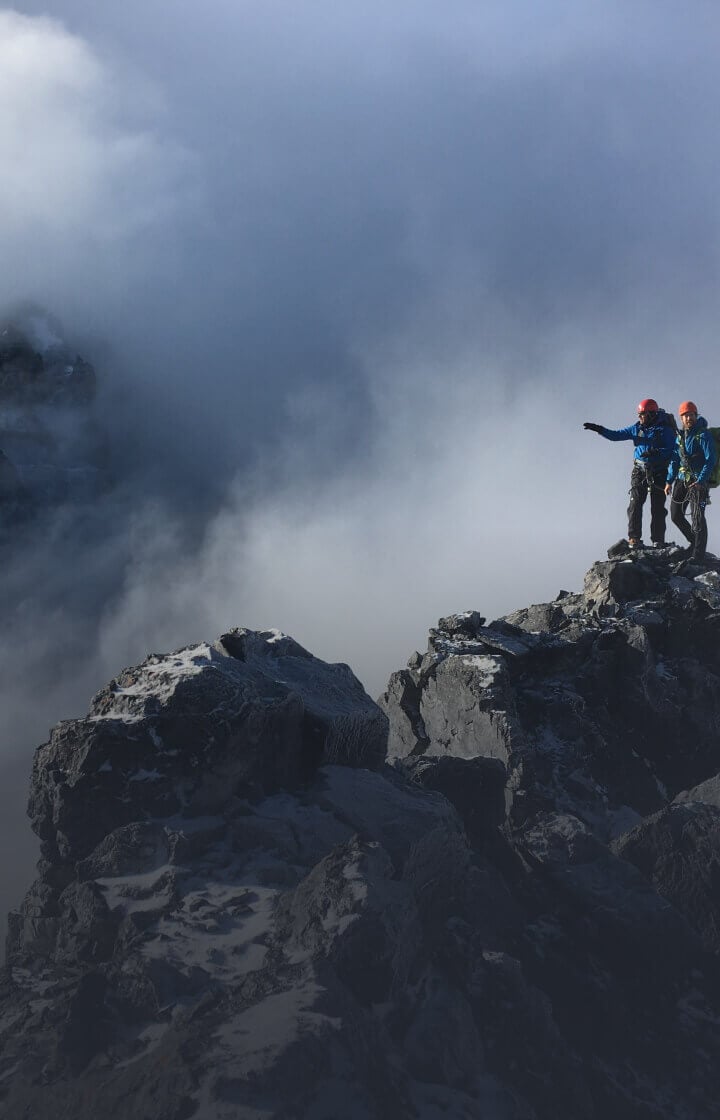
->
xmin=583 ymin=423 xmax=636 ymax=442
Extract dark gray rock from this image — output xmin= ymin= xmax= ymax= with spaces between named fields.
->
xmin=77 ymin=821 xmax=171 ymax=880
xmin=614 ymin=801 xmax=720 ymax=953
xmin=0 ymin=310 xmax=108 ymax=510
xmin=382 ymin=549 xmax=720 ymax=836
xmin=675 ymin=771 xmax=720 ymax=809
xmin=414 ymin=651 xmax=521 ymax=764
xmin=216 ymin=627 xmax=388 ymax=769
xmin=0 ymin=314 xmax=95 ymax=407
xmin=583 ymin=556 xmax=667 ymax=610
xmin=26 ymin=630 xmax=388 ymax=877
xmin=398 ymin=754 xmax=508 ymax=847
xmin=5 ymin=555 xmax=720 ymax=1119
xmin=380 ymin=668 xmax=428 ymax=759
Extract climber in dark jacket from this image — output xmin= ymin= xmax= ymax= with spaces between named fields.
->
xmin=584 ymin=398 xmax=677 ymax=548
xmin=664 ymin=401 xmax=717 ymax=562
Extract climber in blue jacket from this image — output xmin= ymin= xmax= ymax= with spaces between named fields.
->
xmin=584 ymin=398 xmax=677 ymax=548
xmin=664 ymin=401 xmax=717 ymax=562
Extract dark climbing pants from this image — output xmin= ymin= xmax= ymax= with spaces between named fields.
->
xmin=670 ymin=479 xmax=709 ymax=558
xmin=628 ymin=464 xmax=668 ymax=543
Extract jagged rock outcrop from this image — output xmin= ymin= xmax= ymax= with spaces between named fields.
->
xmin=0 ymin=308 xmax=107 ymax=509
xmin=385 ymin=547 xmax=720 ymax=835
xmin=25 ymin=628 xmax=387 ymax=874
xmin=3 ymin=548 xmax=720 ymax=1118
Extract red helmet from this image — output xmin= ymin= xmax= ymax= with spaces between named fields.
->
xmin=637 ymin=398 xmax=659 ymax=413
xmin=679 ymin=400 xmax=698 ymax=416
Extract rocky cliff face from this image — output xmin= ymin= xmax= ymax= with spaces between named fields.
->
xmin=0 ymin=309 xmax=108 ymax=516
xmin=3 ymin=548 xmax=720 ymax=1119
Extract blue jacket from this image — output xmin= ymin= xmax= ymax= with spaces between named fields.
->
xmin=667 ymin=416 xmax=717 ymax=485
xmin=598 ymin=410 xmax=677 ymax=466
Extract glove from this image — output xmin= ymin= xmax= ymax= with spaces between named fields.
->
xmin=583 ymin=422 xmax=603 ymax=433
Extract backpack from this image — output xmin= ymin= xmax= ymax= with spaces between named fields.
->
xmin=678 ymin=426 xmax=720 ymax=487
xmin=707 ymin=428 xmax=720 ymax=488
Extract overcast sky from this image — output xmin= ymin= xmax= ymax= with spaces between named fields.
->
xmin=2 ymin=0 xmax=720 ymax=922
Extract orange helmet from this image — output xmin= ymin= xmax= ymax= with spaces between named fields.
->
xmin=679 ymin=400 xmax=698 ymax=416
xmin=637 ymin=398 xmax=659 ymax=413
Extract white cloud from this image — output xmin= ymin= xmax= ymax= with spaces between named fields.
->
xmin=0 ymin=9 xmax=197 ymax=314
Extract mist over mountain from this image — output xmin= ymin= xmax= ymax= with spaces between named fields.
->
xmin=2 ymin=0 xmax=720 ymax=971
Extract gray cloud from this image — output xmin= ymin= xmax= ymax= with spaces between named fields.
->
xmin=2 ymin=0 xmax=720 ymax=928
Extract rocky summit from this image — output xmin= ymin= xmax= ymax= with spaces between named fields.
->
xmin=3 ymin=547 xmax=720 ymax=1119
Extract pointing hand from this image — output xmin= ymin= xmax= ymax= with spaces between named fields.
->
xmin=583 ymin=422 xmax=603 ymax=433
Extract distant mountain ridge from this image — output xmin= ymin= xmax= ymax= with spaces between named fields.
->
xmin=0 ymin=308 xmax=108 ymax=512
xmin=3 ymin=546 xmax=720 ymax=1118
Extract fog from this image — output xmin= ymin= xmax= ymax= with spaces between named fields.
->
xmin=2 ymin=0 xmax=720 ymax=930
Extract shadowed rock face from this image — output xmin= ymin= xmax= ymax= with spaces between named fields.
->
xmin=0 ymin=311 xmax=108 ymax=511
xmin=3 ymin=551 xmax=720 ymax=1119
xmin=0 ymin=320 xmax=95 ymax=407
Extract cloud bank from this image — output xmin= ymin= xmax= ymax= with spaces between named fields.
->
xmin=2 ymin=0 xmax=720 ymax=926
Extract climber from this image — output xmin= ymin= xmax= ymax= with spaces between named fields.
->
xmin=583 ymin=399 xmax=677 ymax=548
xmin=664 ymin=401 xmax=717 ymax=562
